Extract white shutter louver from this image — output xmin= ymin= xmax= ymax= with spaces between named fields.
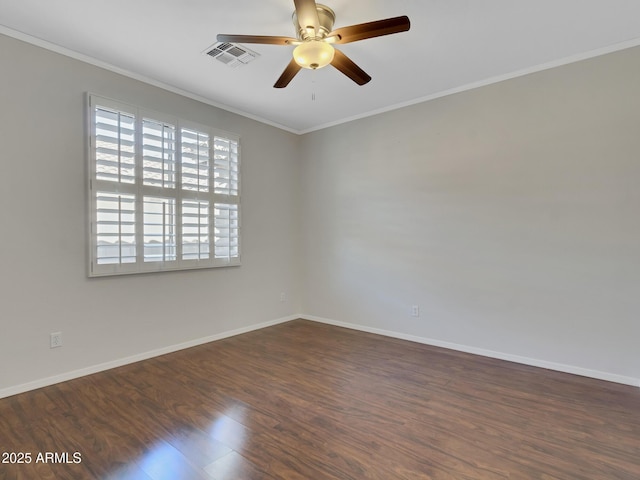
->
xmin=95 ymin=192 xmax=136 ymax=265
xmin=143 ymin=196 xmax=177 ymax=262
xmin=95 ymin=107 xmax=136 ymax=184
xmin=181 ymin=128 xmax=210 ymax=192
xmin=214 ymin=203 xmax=239 ymax=260
xmin=182 ymin=200 xmax=210 ymax=260
xmin=213 ymin=137 xmax=239 ymax=195
xmin=143 ymin=119 xmax=176 ymax=188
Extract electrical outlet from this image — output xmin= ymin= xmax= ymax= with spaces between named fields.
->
xmin=411 ymin=305 xmax=420 ymax=317
xmin=280 ymin=292 xmax=286 ymax=302
xmin=50 ymin=332 xmax=62 ymax=348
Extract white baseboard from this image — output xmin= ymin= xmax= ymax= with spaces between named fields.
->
xmin=302 ymin=315 xmax=640 ymax=388
xmin=0 ymin=315 xmax=300 ymax=399
xmin=3 ymin=313 xmax=637 ymax=399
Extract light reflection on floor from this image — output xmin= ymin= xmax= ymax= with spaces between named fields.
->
xmin=204 ymin=451 xmax=244 ymax=479
xmin=102 ymin=411 xmax=249 ymax=479
xmin=208 ymin=412 xmax=246 ymax=449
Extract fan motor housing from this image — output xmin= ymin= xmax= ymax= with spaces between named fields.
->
xmin=293 ymin=4 xmax=336 ymax=40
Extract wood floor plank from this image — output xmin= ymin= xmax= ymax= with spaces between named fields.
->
xmin=1 ymin=320 xmax=639 ymax=479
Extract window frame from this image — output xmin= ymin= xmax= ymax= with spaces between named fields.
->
xmin=87 ymin=94 xmax=241 ymax=277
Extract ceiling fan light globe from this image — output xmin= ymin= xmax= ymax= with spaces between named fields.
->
xmin=293 ymin=41 xmax=335 ymax=70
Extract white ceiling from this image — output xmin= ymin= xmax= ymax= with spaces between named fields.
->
xmin=2 ymin=0 xmax=640 ymax=133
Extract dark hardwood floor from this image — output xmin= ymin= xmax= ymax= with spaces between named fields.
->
xmin=1 ymin=320 xmax=639 ymax=479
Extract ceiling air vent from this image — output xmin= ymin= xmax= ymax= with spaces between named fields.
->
xmin=204 ymin=42 xmax=260 ymax=68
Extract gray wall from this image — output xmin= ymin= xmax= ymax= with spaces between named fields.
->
xmin=0 ymin=34 xmax=302 ymax=393
xmin=300 ymin=46 xmax=640 ymax=383
xmin=2 ymin=32 xmax=639 ymax=394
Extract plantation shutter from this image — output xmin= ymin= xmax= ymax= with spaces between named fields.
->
xmin=143 ymin=196 xmax=177 ymax=262
xmin=95 ymin=107 xmax=136 ymax=184
xmin=95 ymin=193 xmax=136 ymax=265
xmin=142 ymin=119 xmax=176 ymax=188
xmin=88 ymin=94 xmax=240 ymax=276
xmin=214 ymin=203 xmax=239 ymax=260
xmin=181 ymin=200 xmax=210 ymax=261
xmin=212 ymin=134 xmax=240 ymax=265
xmin=213 ymin=136 xmax=239 ymax=195
xmin=181 ymin=128 xmax=210 ymax=192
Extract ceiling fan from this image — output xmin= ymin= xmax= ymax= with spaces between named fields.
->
xmin=217 ymin=0 xmax=410 ymax=88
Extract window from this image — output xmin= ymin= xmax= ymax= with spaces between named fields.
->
xmin=88 ymin=94 xmax=240 ymax=276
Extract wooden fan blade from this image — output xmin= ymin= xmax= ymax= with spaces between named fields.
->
xmin=217 ymin=34 xmax=297 ymax=45
xmin=330 ymin=16 xmax=410 ymax=44
xmin=293 ymin=0 xmax=320 ymax=32
xmin=274 ymin=59 xmax=303 ymax=88
xmin=330 ymin=48 xmax=371 ymax=86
